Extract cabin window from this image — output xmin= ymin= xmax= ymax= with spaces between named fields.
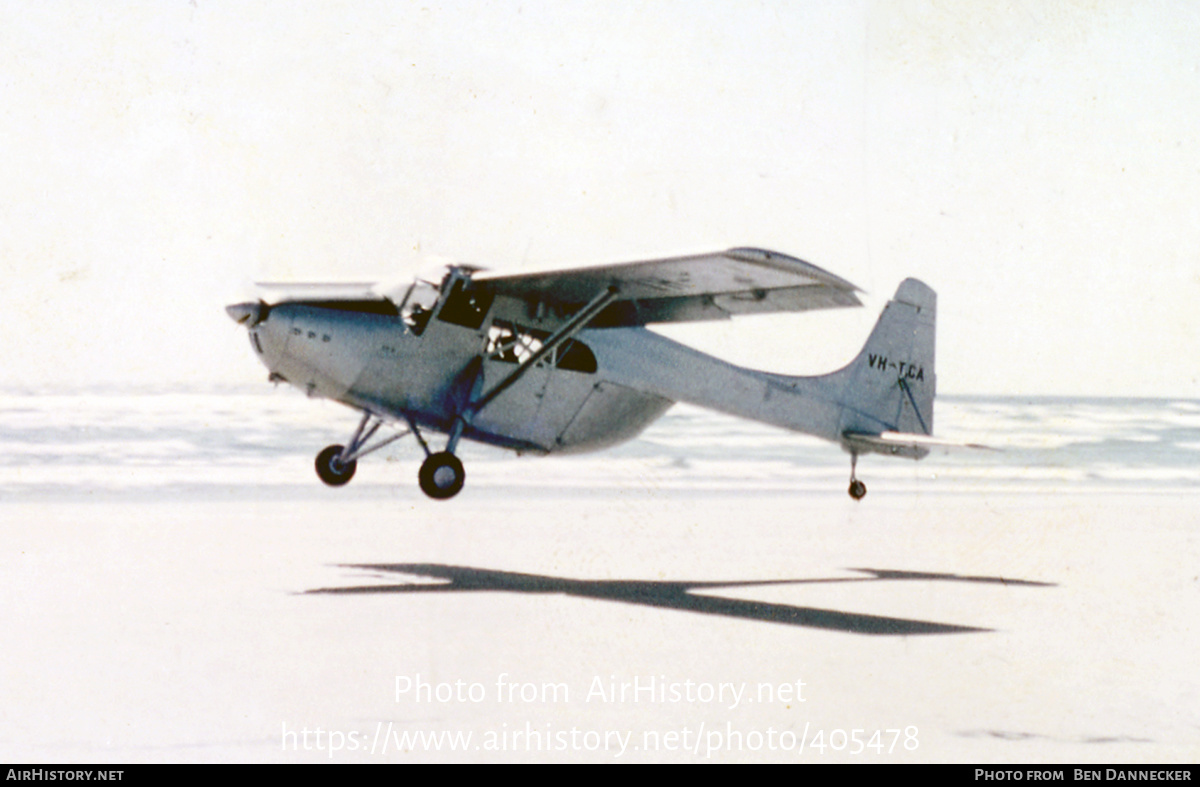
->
xmin=485 ymin=319 xmax=596 ymax=373
xmin=437 ymin=280 xmax=494 ymax=330
xmin=398 ymin=279 xmax=440 ymax=336
xmin=555 ymin=339 xmax=597 ymax=373
xmin=486 ymin=320 xmax=548 ymax=363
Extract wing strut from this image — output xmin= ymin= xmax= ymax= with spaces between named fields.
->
xmin=468 ymin=285 xmax=619 ymax=417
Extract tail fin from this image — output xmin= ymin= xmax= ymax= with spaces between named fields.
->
xmin=831 ymin=278 xmax=936 ymax=446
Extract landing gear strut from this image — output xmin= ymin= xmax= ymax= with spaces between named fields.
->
xmin=405 ymin=413 xmax=466 ymax=501
xmin=314 ymin=411 xmax=409 ymax=488
xmin=848 ymin=452 xmax=867 ymax=500
xmin=313 ymin=409 xmax=469 ymax=500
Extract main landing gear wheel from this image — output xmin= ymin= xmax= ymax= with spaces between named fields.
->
xmin=315 ymin=444 xmax=357 ymax=487
xmin=418 ymin=452 xmax=465 ymax=500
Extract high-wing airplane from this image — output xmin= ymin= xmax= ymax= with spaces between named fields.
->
xmin=226 ymin=247 xmax=938 ymax=500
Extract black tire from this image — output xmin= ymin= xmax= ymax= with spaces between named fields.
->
xmin=848 ymin=479 xmax=867 ymax=500
xmin=315 ymin=445 xmax=356 ymax=487
xmin=418 ymin=452 xmax=465 ymax=500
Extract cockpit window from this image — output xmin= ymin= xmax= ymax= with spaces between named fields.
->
xmin=398 ymin=279 xmax=440 ymax=336
xmin=437 ymin=279 xmax=495 ymax=330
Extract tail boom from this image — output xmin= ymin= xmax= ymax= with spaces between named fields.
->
xmin=587 ymin=278 xmax=938 ymax=454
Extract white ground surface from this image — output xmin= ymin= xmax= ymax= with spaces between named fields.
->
xmin=2 ymin=489 xmax=1198 ymax=763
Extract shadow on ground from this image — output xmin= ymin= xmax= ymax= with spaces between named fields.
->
xmin=308 ymin=564 xmax=1054 ymax=636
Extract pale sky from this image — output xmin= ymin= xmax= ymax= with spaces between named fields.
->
xmin=1 ymin=1 xmax=1197 ymax=396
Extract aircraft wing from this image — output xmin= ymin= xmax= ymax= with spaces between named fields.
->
xmin=472 ymin=247 xmax=862 ymax=327
xmin=253 ymin=282 xmax=382 ymax=302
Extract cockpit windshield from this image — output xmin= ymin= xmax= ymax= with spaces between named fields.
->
xmin=397 ymin=279 xmax=440 ymax=335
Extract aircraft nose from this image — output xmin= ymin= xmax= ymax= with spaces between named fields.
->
xmin=225 ymin=301 xmax=265 ymax=327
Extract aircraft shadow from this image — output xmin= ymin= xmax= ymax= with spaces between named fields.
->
xmin=307 ymin=564 xmax=1055 ymax=636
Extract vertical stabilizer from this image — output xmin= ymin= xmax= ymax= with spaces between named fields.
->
xmin=833 ymin=278 xmax=936 ymax=441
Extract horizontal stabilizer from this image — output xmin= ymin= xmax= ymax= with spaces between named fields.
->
xmin=842 ymin=431 xmax=995 ymax=460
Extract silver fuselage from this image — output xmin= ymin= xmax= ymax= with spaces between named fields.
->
xmin=244 ymin=293 xmax=882 ymax=456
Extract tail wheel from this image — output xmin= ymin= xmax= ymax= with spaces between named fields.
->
xmin=848 ymin=479 xmax=867 ymax=500
xmin=418 ymin=452 xmax=465 ymax=500
xmin=316 ymin=445 xmax=357 ymax=487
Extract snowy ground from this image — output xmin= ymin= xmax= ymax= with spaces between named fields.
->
xmin=3 ymin=487 xmax=1198 ymax=763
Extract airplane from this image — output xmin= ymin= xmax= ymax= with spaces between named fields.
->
xmin=225 ymin=247 xmax=938 ymax=501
